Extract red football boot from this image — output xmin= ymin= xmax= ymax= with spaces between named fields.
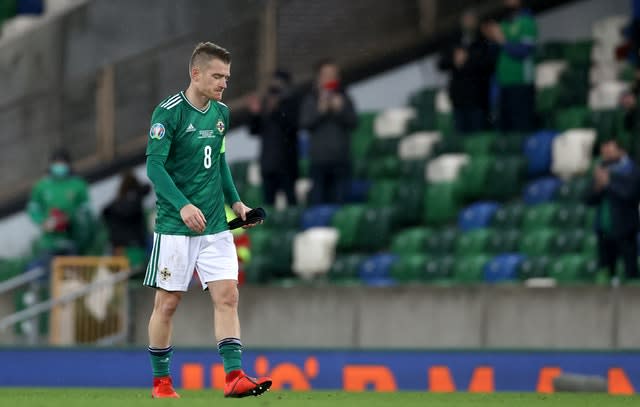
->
xmin=151 ymin=376 xmax=180 ymax=398
xmin=223 ymin=370 xmax=272 ymax=398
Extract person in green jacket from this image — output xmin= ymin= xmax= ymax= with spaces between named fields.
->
xmin=27 ymin=149 xmax=92 ymax=255
xmin=485 ymin=0 xmax=538 ymax=132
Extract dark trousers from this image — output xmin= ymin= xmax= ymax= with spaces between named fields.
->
xmin=597 ymin=232 xmax=639 ymax=280
xmin=309 ymin=162 xmax=350 ymax=205
xmin=262 ymin=171 xmax=297 ymax=206
xmin=454 ymin=107 xmax=486 ymax=133
xmin=499 ymin=84 xmax=535 ymax=132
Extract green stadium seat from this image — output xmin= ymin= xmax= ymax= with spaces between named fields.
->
xmin=557 ymin=67 xmax=590 ymax=107
xmin=331 ymin=204 xmax=367 ymax=252
xmin=550 ymin=228 xmax=587 ymax=254
xmin=266 ymin=206 xmax=304 ymax=230
xmin=244 ymin=254 xmax=279 ymax=283
xmin=425 ymin=227 xmax=459 ymax=254
xmin=436 ymin=113 xmax=455 ymax=138
xmin=485 ymin=156 xmax=526 ymax=201
xmin=522 ymin=203 xmax=559 ymax=231
xmin=366 ymin=156 xmax=401 ymax=179
xmin=582 ymin=232 xmax=597 ymax=257
xmin=535 ymin=41 xmax=567 ymax=62
xmin=455 ymin=229 xmax=491 ymax=256
xmin=457 ymin=155 xmax=492 ymax=202
xmin=486 ymin=228 xmax=521 ymax=253
xmin=553 ymin=204 xmax=588 ymax=228
xmin=395 ymin=181 xmax=425 ymax=225
xmin=351 ymin=112 xmax=377 ymax=160
xmin=367 ymin=138 xmax=401 ymax=158
xmin=554 ymin=106 xmax=591 ymax=131
xmin=453 ymin=255 xmax=492 ymax=283
xmin=519 ymin=228 xmax=556 ymax=256
xmin=229 ymin=160 xmax=251 ymax=184
xmin=391 ymin=254 xmax=429 ymax=282
xmin=355 ymin=207 xmax=396 ymax=251
xmin=536 ymin=86 xmax=561 ymax=115
xmin=491 ymin=202 xmax=526 ymax=229
xmin=564 ymin=40 xmax=593 ymax=66
xmin=240 ymin=184 xmax=263 ymax=208
xmin=399 ymin=159 xmax=428 ymax=180
xmin=391 ymin=227 xmax=432 ymax=255
xmin=463 ymin=133 xmax=496 ymax=155
xmin=549 ymin=254 xmax=595 ymax=283
xmin=518 ymin=255 xmax=552 ymax=279
xmin=491 ymin=133 xmax=526 ymax=155
xmin=329 ymin=254 xmax=367 ymax=282
xmin=423 ymin=182 xmax=461 ymax=225
xmin=556 ymin=176 xmax=590 ymax=203
xmin=368 ymin=180 xmax=400 ymax=207
xmin=422 ymin=255 xmax=455 ymax=281
xmin=408 ymin=88 xmax=437 ymax=131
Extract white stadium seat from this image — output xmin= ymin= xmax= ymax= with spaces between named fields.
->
xmin=589 ymin=62 xmax=622 ymax=85
xmin=292 ymin=227 xmax=339 ymax=280
xmin=398 ymin=131 xmax=441 ymax=160
xmin=551 ymin=129 xmax=597 ymax=180
xmin=295 ymin=178 xmax=312 ymax=206
xmin=247 ymin=161 xmax=262 ymax=186
xmin=436 ymin=89 xmax=452 ymax=114
xmin=535 ymin=61 xmax=567 ymax=89
xmin=426 ymin=153 xmax=469 ymax=182
xmin=592 ymin=16 xmax=627 ymax=47
xmin=588 ymin=81 xmax=629 ymax=110
xmin=374 ymin=107 xmax=416 ymax=138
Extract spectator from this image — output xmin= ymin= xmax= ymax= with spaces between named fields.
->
xmin=620 ymin=91 xmax=640 ymax=164
xmin=300 ymin=59 xmax=357 ymax=204
xmin=27 ymin=149 xmax=92 ymax=256
xmin=438 ymin=9 xmax=496 ymax=133
xmin=485 ymin=0 xmax=537 ymax=132
xmin=585 ymin=139 xmax=640 ymax=282
xmin=102 ymin=170 xmax=151 ymax=256
xmin=247 ymin=70 xmax=300 ymax=206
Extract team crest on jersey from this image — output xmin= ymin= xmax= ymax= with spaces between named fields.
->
xmin=216 ymin=119 xmax=225 ymax=134
xmin=149 ymin=123 xmax=165 ymax=140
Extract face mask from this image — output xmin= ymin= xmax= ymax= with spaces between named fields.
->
xmin=50 ymin=163 xmax=69 ymax=178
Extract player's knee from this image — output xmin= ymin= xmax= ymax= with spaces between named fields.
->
xmin=155 ymin=294 xmax=181 ymax=317
xmin=214 ymin=286 xmax=239 ymax=310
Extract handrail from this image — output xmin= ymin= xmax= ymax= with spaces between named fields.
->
xmin=0 ymin=268 xmax=131 ymax=331
xmin=0 ymin=266 xmax=47 ymax=296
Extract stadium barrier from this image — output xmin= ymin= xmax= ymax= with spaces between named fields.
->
xmin=0 ymin=349 xmax=637 ymax=394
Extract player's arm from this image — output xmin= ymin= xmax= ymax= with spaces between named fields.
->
xmin=502 ymin=17 xmax=537 ymax=59
xmin=26 ymin=181 xmax=47 ymax=225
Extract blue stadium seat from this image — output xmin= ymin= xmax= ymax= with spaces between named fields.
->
xmin=300 ymin=205 xmax=341 ymax=230
xmin=522 ymin=177 xmax=562 ymax=205
xmin=458 ymin=201 xmax=500 ymax=231
xmin=347 ymin=179 xmax=372 ymax=203
xmin=358 ymin=253 xmax=399 ymax=285
xmin=524 ymin=130 xmax=558 ymax=176
xmin=483 ymin=254 xmax=526 ymax=283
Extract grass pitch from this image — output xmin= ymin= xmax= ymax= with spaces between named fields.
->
xmin=0 ymin=388 xmax=638 ymax=406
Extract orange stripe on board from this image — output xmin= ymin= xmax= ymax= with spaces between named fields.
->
xmin=609 ymin=368 xmax=635 ymax=395
xmin=536 ymin=367 xmax=562 ymax=393
xmin=468 ymin=366 xmax=495 ymax=393
xmin=428 ymin=366 xmax=455 ymax=392
xmin=211 ymin=364 xmax=226 ymax=390
xmin=343 ymin=365 xmax=398 ymax=392
xmin=181 ymin=363 xmax=204 ymax=390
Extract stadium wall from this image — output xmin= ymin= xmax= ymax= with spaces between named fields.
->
xmin=128 ymin=286 xmax=640 ymax=350
xmin=0 ymin=348 xmax=638 ymax=393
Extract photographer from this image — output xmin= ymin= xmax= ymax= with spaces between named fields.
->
xmin=585 ymin=139 xmax=640 ymax=282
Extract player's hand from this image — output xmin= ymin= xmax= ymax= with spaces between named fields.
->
xmin=180 ymin=204 xmax=207 ymax=233
xmin=232 ymin=201 xmax=262 ymax=229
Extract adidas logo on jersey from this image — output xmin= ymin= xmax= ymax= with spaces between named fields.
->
xmin=186 ymin=123 xmax=196 ymax=133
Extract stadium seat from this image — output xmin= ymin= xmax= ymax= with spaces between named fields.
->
xmin=367 ymin=138 xmax=401 ymax=158
xmin=590 ymin=63 xmax=622 ymax=85
xmin=491 ymin=133 xmax=526 ymax=155
xmin=367 ymin=180 xmax=399 ymax=207
xmin=582 ymin=233 xmax=597 ymax=257
xmin=408 ymin=88 xmax=437 ymax=131
xmin=399 ymin=159 xmax=429 ymax=180
xmin=556 ymin=176 xmax=590 ymax=202
xmin=391 ymin=254 xmax=428 ymax=282
xmin=374 ymin=107 xmax=416 ymax=138
xmin=491 ymin=202 xmax=526 ymax=229
xmin=422 ymin=255 xmax=455 ymax=281
xmin=423 ymin=182 xmax=460 ymax=225
xmin=522 ymin=176 xmax=562 ymax=205
xmin=536 ymin=60 xmax=567 ymax=88
xmin=356 ymin=207 xmax=396 ymax=251
xmin=358 ymin=253 xmax=398 ymax=285
xmin=425 ymin=227 xmax=459 ymax=254
xmin=266 ymin=206 xmax=304 ymax=230
xmin=453 ymin=255 xmax=492 ymax=283
xmin=244 ymin=254 xmax=280 ymax=283
xmin=365 ymin=156 xmax=401 ymax=179
xmin=426 ymin=154 xmax=469 ymax=182
xmin=462 ymin=132 xmax=497 ymax=155
xmin=346 ymin=179 xmax=371 ymax=203
xmin=485 ymin=156 xmax=526 ymax=201
xmin=458 ymin=202 xmax=500 ymax=231
xmin=484 ymin=254 xmax=526 ymax=283
xmin=292 ymin=227 xmax=339 ymax=280
xmin=548 ymin=254 xmax=595 ymax=283
xmin=589 ymin=81 xmax=629 ymax=110
xmin=524 ymin=130 xmax=558 ymax=176
xmin=229 ymin=160 xmax=251 ymax=185
xmin=553 ymin=203 xmax=588 ymax=228
xmin=591 ymin=109 xmax=627 ymax=147
xmin=551 ymin=129 xmax=597 ymax=180
xmin=536 ymin=41 xmax=568 ymax=62
xmin=536 ymin=87 xmax=561 ymax=116
xmin=395 ymin=181 xmax=425 ymax=225
xmin=455 ymin=229 xmax=491 ymax=256
xmin=518 ymin=255 xmax=552 ymax=280
xmin=549 ymin=228 xmax=586 ymax=255
xmin=300 ymin=205 xmax=341 ymax=230
xmin=436 ymin=112 xmax=455 ymax=138
xmin=351 ymin=112 xmax=377 ymax=160
xmin=457 ymin=155 xmax=493 ymax=202
xmin=391 ymin=227 xmax=432 ymax=255
xmin=329 ymin=254 xmax=367 ymax=282
xmin=554 ymin=106 xmax=591 ymax=131
xmin=331 ymin=204 xmax=367 ymax=251
xmin=241 ymin=185 xmax=263 ymax=208
xmin=435 ymin=88 xmax=452 ymax=113
xmin=397 ymin=131 xmax=441 ymax=160
xmin=522 ymin=203 xmax=559 ymax=231
xmin=486 ymin=228 xmax=521 ymax=254
xmin=519 ymin=228 xmax=556 ymax=256
xmin=564 ymin=40 xmax=593 ymax=66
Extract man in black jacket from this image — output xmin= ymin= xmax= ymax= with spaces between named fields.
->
xmin=248 ymin=70 xmax=300 ymax=206
xmin=586 ymin=139 xmax=640 ymax=281
xmin=438 ymin=9 xmax=496 ymax=133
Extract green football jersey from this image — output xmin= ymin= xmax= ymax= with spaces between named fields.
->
xmin=146 ymin=91 xmax=232 ymax=236
xmin=497 ymin=12 xmax=537 ymax=86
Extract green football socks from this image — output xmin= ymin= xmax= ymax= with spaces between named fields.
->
xmin=218 ymin=338 xmax=243 ymax=374
xmin=148 ymin=345 xmax=173 ymax=377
